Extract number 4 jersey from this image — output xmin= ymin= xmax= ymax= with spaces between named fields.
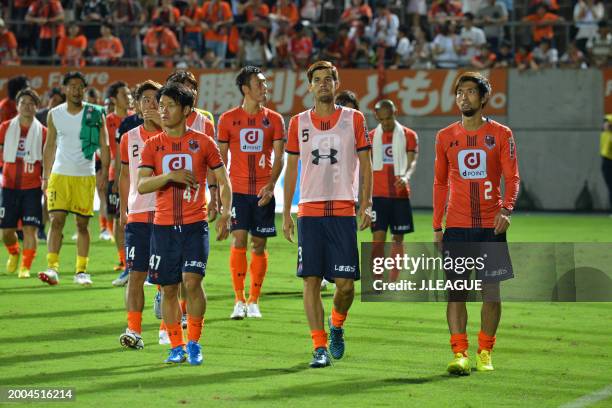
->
xmin=433 ymin=118 xmax=520 ymax=230
xmin=139 ymin=129 xmax=224 ymax=226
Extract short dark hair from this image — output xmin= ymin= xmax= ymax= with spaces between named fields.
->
xmin=48 ymin=87 xmax=65 ymax=101
xmin=236 ymin=66 xmax=262 ymax=96
xmin=86 ymin=87 xmax=101 ymax=101
xmin=63 ymin=71 xmax=88 ymax=87
xmin=156 ymin=82 xmax=195 ymax=109
xmin=374 ymin=99 xmax=396 ymax=113
xmin=16 ymin=88 xmax=41 ymax=107
xmin=101 ymin=21 xmax=113 ymax=30
xmin=134 ymin=80 xmax=162 ymax=101
xmin=7 ymin=75 xmax=30 ymax=100
xmin=106 ymin=81 xmax=128 ymax=99
xmin=454 ymin=72 xmax=492 ymax=105
xmin=166 ymin=70 xmax=198 ymax=91
xmin=306 ymin=60 xmax=339 ymax=83
xmin=464 ymin=12 xmax=474 ymax=21
xmin=335 ymin=90 xmax=359 ymax=110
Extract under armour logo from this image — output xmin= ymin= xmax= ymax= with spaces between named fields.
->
xmin=155 ymin=145 xmax=166 ymax=151
xmin=312 ymin=149 xmax=338 ymax=165
xmin=233 ymin=120 xmax=240 ymax=126
xmin=450 ymin=141 xmax=459 ymax=147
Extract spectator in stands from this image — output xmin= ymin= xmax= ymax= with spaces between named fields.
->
xmin=459 ymin=12 xmax=486 ymax=66
xmin=93 ymin=22 xmax=124 ymax=65
xmin=0 ymin=75 xmax=29 ymax=124
xmin=180 ymin=0 xmax=205 ymax=54
xmin=405 ymin=0 xmax=428 ymax=33
xmin=369 ymin=1 xmax=400 ymax=67
xmin=528 ymin=0 xmax=558 ymax=14
xmin=494 ymin=39 xmax=514 ymax=67
xmin=393 ymin=25 xmax=413 ymax=68
xmin=111 ymin=0 xmax=145 ymax=61
xmin=239 ymin=0 xmax=270 ymax=29
xmin=476 ymin=0 xmax=508 ymax=52
xmin=237 ymin=24 xmax=267 ymax=67
xmin=409 ymin=26 xmax=433 ymax=69
xmin=56 ymin=22 xmax=87 ymax=67
xmin=80 ymin=0 xmax=110 ymax=40
xmin=272 ymin=30 xmax=291 ymax=68
xmin=428 ymin=0 xmax=463 ymax=29
xmin=201 ymin=0 xmax=234 ymax=63
xmin=143 ymin=18 xmax=180 ymax=68
xmin=10 ymin=0 xmax=33 ymax=56
xmin=36 ymin=87 xmax=65 ymax=126
xmin=176 ymin=44 xmax=205 ymax=69
xmin=515 ymin=43 xmax=538 ymax=71
xmin=560 ymin=41 xmax=588 ymax=69
xmin=289 ymin=22 xmax=313 ymax=69
xmin=0 ymin=18 xmax=20 ymax=66
xmin=522 ymin=3 xmax=562 ymax=45
xmin=471 ymin=42 xmax=497 ymax=68
xmin=202 ymin=48 xmax=222 ymax=68
xmin=319 ymin=24 xmax=356 ymax=68
xmin=271 ymin=0 xmax=300 ymax=27
xmin=300 ymin=0 xmax=322 ymax=22
xmin=462 ymin=0 xmax=485 ymax=15
xmin=152 ymin=0 xmax=181 ymax=26
xmin=573 ymin=0 xmax=605 ymax=55
xmin=587 ymin=21 xmax=611 ymax=68
xmin=25 ymin=0 xmax=65 ymax=63
xmin=340 ymin=0 xmax=373 ymax=25
xmin=432 ymin=20 xmax=460 ymax=68
xmin=532 ymin=38 xmax=558 ymax=68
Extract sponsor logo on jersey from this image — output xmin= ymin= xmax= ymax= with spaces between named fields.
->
xmin=239 ymin=128 xmax=264 ymax=152
xmin=382 ymin=143 xmax=393 ymax=164
xmin=485 ymin=135 xmax=495 ymax=150
xmin=162 ymin=154 xmax=193 ymax=173
xmin=458 ymin=149 xmax=487 ymax=179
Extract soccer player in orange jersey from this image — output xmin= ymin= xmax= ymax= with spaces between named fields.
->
xmin=283 ymin=61 xmax=372 ymax=368
xmin=117 ymin=80 xmax=162 ymax=350
xmin=369 ymin=100 xmax=418 ymax=282
xmin=433 ymin=72 xmax=520 ymax=375
xmin=138 ymin=83 xmax=231 ymax=364
xmin=218 ymin=66 xmax=285 ymax=319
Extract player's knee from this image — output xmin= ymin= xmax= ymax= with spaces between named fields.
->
xmin=128 ymin=271 xmax=147 ymax=285
xmin=335 ymin=282 xmax=354 ymax=298
xmin=161 ymin=284 xmax=179 ymax=299
xmin=391 ymin=234 xmax=404 ymax=243
xmin=232 ymin=235 xmax=247 ymax=249
xmin=250 ymin=238 xmax=266 ymax=254
xmin=182 ymin=278 xmax=202 ymax=294
xmin=49 ymin=215 xmax=66 ymax=229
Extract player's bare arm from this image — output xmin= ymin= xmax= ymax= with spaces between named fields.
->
xmin=282 ymin=154 xmax=298 ymax=243
xmin=137 ymin=167 xmax=197 ymax=194
xmin=258 ymin=139 xmax=285 ymax=207
xmin=357 ymin=149 xmax=373 ymax=231
xmin=119 ymin=162 xmax=130 ymax=228
xmin=212 ymin=164 xmax=232 ymax=241
xmin=98 ymin=121 xmax=111 ymax=194
xmin=42 ymin=110 xmax=58 ymax=192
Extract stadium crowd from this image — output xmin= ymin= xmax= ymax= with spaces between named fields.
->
xmin=0 ymin=0 xmax=610 ymax=70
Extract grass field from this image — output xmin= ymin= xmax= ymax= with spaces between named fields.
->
xmin=1 ymin=211 xmax=611 ymax=408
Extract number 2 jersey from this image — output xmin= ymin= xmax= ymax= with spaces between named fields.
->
xmin=139 ymin=129 xmax=223 ymax=226
xmin=433 ymin=118 xmax=520 ymax=230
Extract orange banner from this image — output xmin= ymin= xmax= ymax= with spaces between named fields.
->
xmin=0 ymin=67 xmax=508 ymax=116
xmin=604 ymin=68 xmax=612 ymax=114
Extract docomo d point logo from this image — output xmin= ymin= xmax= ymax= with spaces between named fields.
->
xmin=162 ymin=154 xmax=193 ymax=174
xmin=382 ymin=144 xmax=393 ymax=163
xmin=458 ymin=149 xmax=487 ymax=179
xmin=240 ymin=128 xmax=264 ymax=152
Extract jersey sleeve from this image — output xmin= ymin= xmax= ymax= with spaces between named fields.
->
xmin=405 ymin=128 xmax=418 ymax=153
xmin=204 ymin=117 xmax=215 ymax=139
xmin=139 ymin=138 xmax=156 ymax=170
xmin=285 ymin=115 xmax=299 ymax=154
xmin=119 ymin=133 xmax=129 ymax=164
xmin=353 ymin=111 xmax=370 ymax=151
xmin=272 ymin=112 xmax=286 ymax=141
xmin=0 ymin=122 xmax=8 ymax=146
xmin=217 ymin=113 xmax=230 ymax=143
xmin=500 ymin=130 xmax=520 ymax=212
xmin=204 ymin=135 xmax=224 ymax=170
xmin=432 ymin=131 xmax=449 ymax=230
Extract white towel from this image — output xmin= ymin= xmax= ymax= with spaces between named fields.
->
xmin=2 ymin=117 xmax=44 ymax=164
xmin=371 ymin=121 xmax=407 ymax=176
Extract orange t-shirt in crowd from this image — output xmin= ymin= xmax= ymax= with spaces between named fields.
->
xmin=523 ymin=12 xmax=559 ymax=42
xmin=201 ymin=1 xmax=233 ymax=43
xmin=217 ymin=106 xmax=285 ymax=195
xmin=56 ymin=35 xmax=87 ymax=66
xmin=0 ymin=121 xmax=47 ymax=189
xmin=432 ymin=119 xmax=520 ymax=230
xmin=515 ymin=51 xmax=534 ymax=66
xmin=139 ymin=129 xmax=224 ymax=226
xmin=152 ymin=6 xmax=181 ymax=23
xmin=369 ymin=126 xmax=418 ymax=199
xmin=94 ymin=36 xmax=124 ymax=60
xmin=27 ymin=0 xmax=65 ymax=39
xmin=0 ymin=31 xmax=18 ymax=62
xmin=286 ymin=107 xmax=370 ymax=217
xmin=271 ymin=3 xmax=299 ymax=25
xmin=182 ymin=5 xmax=204 ymax=33
xmin=143 ymin=27 xmax=180 ymax=57
xmin=246 ymin=3 xmax=269 ymax=22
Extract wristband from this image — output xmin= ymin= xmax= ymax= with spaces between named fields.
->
xmin=208 ymin=184 xmax=218 ymax=189
xmin=433 ymin=228 xmax=442 ymax=232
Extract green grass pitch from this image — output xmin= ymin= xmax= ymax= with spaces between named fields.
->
xmin=1 ymin=212 xmax=611 ymax=407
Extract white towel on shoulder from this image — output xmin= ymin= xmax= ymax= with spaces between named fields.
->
xmin=371 ymin=121 xmax=407 ymax=176
xmin=2 ymin=116 xmax=44 ymax=164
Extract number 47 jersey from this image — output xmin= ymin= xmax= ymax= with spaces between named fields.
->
xmin=433 ymin=119 xmax=520 ymax=230
xmin=139 ymin=129 xmax=224 ymax=226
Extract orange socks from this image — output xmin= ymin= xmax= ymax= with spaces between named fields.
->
xmin=331 ymin=308 xmax=347 ymax=328
xmin=230 ymin=247 xmax=247 ymax=303
xmin=311 ymin=330 xmax=327 ymax=350
xmin=127 ymin=311 xmax=142 ymax=334
xmin=99 ymin=215 xmax=108 ymax=231
xmin=450 ymin=333 xmax=469 ymax=356
xmin=166 ymin=323 xmax=185 ymax=349
xmin=160 ymin=321 xmax=166 ymax=331
xmin=187 ymin=315 xmax=203 ymax=343
xmin=22 ymin=249 xmax=36 ymax=269
xmin=5 ymin=242 xmax=20 ymax=255
xmin=478 ymin=330 xmax=496 ymax=353
xmin=107 ymin=220 xmax=114 ymax=234
xmin=247 ymin=251 xmax=268 ymax=304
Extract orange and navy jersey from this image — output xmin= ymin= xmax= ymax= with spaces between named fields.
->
xmin=106 ymin=111 xmax=131 ymax=181
xmin=217 ymin=106 xmax=285 ymax=195
xmin=369 ymin=126 xmax=418 ymax=199
xmin=120 ymin=126 xmax=161 ymax=224
xmin=286 ymin=107 xmax=370 ymax=217
xmin=139 ymin=129 xmax=223 ymax=226
xmin=433 ymin=119 xmax=520 ymax=230
xmin=0 ymin=121 xmax=47 ymax=189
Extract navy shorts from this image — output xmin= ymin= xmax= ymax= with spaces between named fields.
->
xmin=230 ymin=192 xmax=276 ymax=237
xmin=442 ymin=228 xmax=514 ymax=283
xmin=297 ymin=216 xmax=360 ymax=281
xmin=371 ymin=197 xmax=414 ymax=235
xmin=148 ymin=221 xmax=210 ymax=286
xmin=124 ymin=222 xmax=152 ymax=273
xmin=106 ymin=180 xmax=119 ymax=218
xmin=0 ymin=188 xmax=42 ymax=228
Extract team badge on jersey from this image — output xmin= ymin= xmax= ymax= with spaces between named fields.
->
xmin=262 ymin=116 xmax=270 ymax=128
xmin=162 ymin=154 xmax=193 ymax=173
xmin=458 ymin=149 xmax=487 ymax=179
xmin=485 ymin=135 xmax=495 ymax=150
xmin=188 ymin=139 xmax=200 ymax=153
xmin=239 ymin=128 xmax=264 ymax=152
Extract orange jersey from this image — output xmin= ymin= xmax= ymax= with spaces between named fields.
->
xmin=201 ymin=1 xmax=233 ymax=42
xmin=106 ymin=112 xmax=131 ymax=181
xmin=433 ymin=119 xmax=520 ymax=230
xmin=186 ymin=110 xmax=214 ymax=139
xmin=56 ymin=35 xmax=87 ymax=67
xmin=182 ymin=6 xmax=204 ymax=33
xmin=369 ymin=126 xmax=418 ymax=199
xmin=0 ymin=121 xmax=47 ymax=189
xmin=286 ymin=107 xmax=370 ymax=217
xmin=217 ymin=106 xmax=285 ymax=195
xmin=139 ymin=129 xmax=223 ymax=226
xmin=524 ymin=12 xmax=559 ymax=42
xmin=120 ymin=126 xmax=161 ymax=224
xmin=94 ymin=36 xmax=124 ymax=60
